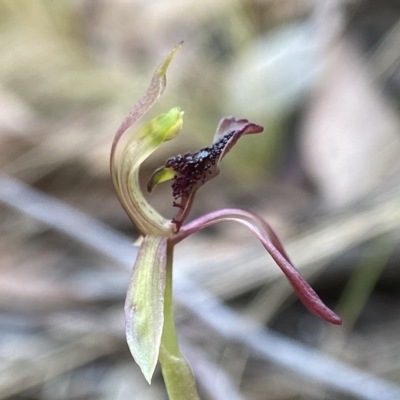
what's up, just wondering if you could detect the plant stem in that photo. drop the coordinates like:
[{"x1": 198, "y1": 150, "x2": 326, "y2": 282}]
[{"x1": 159, "y1": 242, "x2": 200, "y2": 400}]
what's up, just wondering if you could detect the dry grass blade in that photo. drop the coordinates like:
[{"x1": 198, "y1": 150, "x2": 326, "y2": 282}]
[{"x1": 0, "y1": 333, "x2": 120, "y2": 399}]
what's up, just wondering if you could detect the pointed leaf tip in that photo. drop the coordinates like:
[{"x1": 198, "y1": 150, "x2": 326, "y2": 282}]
[{"x1": 157, "y1": 42, "x2": 183, "y2": 77}]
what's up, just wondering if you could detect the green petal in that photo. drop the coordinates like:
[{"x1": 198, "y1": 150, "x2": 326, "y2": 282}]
[
  {"x1": 124, "y1": 236, "x2": 168, "y2": 383},
  {"x1": 147, "y1": 166, "x2": 175, "y2": 193},
  {"x1": 117, "y1": 108, "x2": 184, "y2": 236},
  {"x1": 110, "y1": 42, "x2": 183, "y2": 236}
]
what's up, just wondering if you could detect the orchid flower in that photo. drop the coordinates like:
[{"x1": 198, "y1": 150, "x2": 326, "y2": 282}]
[{"x1": 110, "y1": 43, "x2": 342, "y2": 400}]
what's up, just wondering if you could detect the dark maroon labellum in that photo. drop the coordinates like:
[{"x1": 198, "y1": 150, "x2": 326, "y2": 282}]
[{"x1": 166, "y1": 131, "x2": 235, "y2": 205}]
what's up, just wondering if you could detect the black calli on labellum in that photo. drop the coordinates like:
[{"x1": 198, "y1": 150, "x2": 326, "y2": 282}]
[{"x1": 148, "y1": 117, "x2": 263, "y2": 230}]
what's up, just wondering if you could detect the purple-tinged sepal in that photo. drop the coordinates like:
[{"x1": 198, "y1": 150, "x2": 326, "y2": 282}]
[
  {"x1": 172, "y1": 208, "x2": 342, "y2": 326},
  {"x1": 110, "y1": 43, "x2": 183, "y2": 236}
]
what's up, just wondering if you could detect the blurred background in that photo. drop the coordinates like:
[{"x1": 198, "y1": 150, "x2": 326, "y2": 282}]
[{"x1": 1, "y1": 0, "x2": 400, "y2": 399}]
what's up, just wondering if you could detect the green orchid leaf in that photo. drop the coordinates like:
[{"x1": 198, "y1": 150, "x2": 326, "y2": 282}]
[
  {"x1": 124, "y1": 235, "x2": 168, "y2": 383},
  {"x1": 110, "y1": 42, "x2": 183, "y2": 236},
  {"x1": 158, "y1": 244, "x2": 200, "y2": 400},
  {"x1": 159, "y1": 345, "x2": 199, "y2": 400}
]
